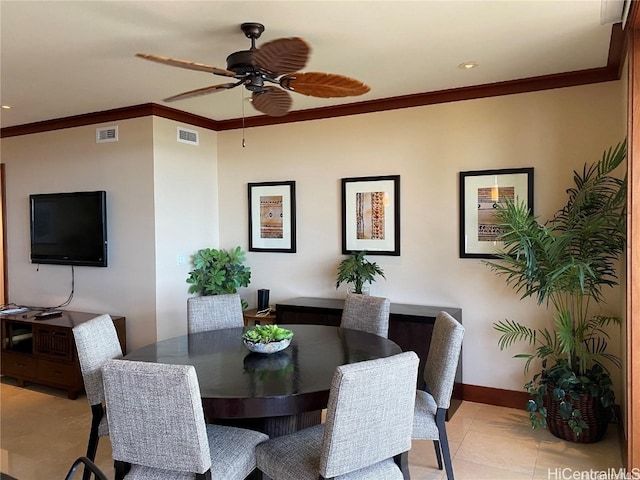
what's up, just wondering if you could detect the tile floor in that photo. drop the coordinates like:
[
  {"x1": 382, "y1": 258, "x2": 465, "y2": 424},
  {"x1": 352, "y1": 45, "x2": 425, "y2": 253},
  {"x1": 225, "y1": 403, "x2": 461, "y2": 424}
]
[{"x1": 0, "y1": 378, "x2": 624, "y2": 480}]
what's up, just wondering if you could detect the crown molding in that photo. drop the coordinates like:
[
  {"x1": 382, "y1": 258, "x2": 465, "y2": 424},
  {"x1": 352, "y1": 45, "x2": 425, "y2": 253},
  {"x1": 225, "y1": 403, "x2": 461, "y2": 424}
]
[
  {"x1": 216, "y1": 65, "x2": 620, "y2": 131},
  {"x1": 0, "y1": 23, "x2": 627, "y2": 138},
  {"x1": 0, "y1": 104, "x2": 221, "y2": 138}
]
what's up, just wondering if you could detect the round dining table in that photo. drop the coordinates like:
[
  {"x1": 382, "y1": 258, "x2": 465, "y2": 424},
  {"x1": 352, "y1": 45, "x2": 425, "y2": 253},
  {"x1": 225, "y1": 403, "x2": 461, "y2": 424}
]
[{"x1": 124, "y1": 324, "x2": 402, "y2": 437}]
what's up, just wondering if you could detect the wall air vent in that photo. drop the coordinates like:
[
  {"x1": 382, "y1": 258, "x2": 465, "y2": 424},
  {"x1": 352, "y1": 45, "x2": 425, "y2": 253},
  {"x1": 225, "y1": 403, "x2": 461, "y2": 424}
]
[
  {"x1": 96, "y1": 126, "x2": 118, "y2": 143},
  {"x1": 177, "y1": 127, "x2": 199, "y2": 146}
]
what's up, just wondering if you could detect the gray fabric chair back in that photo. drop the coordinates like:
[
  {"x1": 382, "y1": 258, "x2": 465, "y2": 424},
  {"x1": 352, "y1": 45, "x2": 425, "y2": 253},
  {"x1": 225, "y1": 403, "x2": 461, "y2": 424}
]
[
  {"x1": 187, "y1": 293, "x2": 244, "y2": 334},
  {"x1": 423, "y1": 311, "x2": 465, "y2": 409},
  {"x1": 340, "y1": 293, "x2": 391, "y2": 337},
  {"x1": 320, "y1": 351, "x2": 419, "y2": 478},
  {"x1": 102, "y1": 359, "x2": 212, "y2": 475},
  {"x1": 72, "y1": 314, "x2": 123, "y2": 406}
]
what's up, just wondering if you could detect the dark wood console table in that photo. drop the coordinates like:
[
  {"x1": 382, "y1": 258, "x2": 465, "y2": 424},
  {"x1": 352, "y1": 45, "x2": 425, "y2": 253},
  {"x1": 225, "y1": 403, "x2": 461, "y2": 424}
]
[
  {"x1": 276, "y1": 297, "x2": 462, "y2": 418},
  {"x1": 1, "y1": 310, "x2": 126, "y2": 399}
]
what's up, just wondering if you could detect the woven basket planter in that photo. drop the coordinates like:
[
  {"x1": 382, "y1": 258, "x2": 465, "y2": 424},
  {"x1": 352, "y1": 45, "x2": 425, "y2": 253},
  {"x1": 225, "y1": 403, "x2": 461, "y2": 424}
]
[{"x1": 544, "y1": 390, "x2": 610, "y2": 443}]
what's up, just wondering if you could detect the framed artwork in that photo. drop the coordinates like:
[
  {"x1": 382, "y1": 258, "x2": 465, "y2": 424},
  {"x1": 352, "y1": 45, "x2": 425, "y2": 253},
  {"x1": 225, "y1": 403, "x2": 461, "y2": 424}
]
[
  {"x1": 248, "y1": 181, "x2": 296, "y2": 253},
  {"x1": 341, "y1": 175, "x2": 400, "y2": 256},
  {"x1": 459, "y1": 167, "x2": 533, "y2": 258}
]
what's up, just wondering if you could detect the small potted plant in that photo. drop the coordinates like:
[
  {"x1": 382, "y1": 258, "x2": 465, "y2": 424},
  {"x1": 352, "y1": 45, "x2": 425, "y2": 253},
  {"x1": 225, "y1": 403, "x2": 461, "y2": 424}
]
[
  {"x1": 186, "y1": 246, "x2": 251, "y2": 309},
  {"x1": 242, "y1": 324, "x2": 294, "y2": 354},
  {"x1": 486, "y1": 140, "x2": 626, "y2": 443},
  {"x1": 335, "y1": 251, "x2": 385, "y2": 295}
]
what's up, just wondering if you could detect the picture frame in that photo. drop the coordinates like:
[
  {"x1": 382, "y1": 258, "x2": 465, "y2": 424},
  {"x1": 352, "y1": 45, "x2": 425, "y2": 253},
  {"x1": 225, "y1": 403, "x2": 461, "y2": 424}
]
[
  {"x1": 341, "y1": 175, "x2": 400, "y2": 256},
  {"x1": 248, "y1": 181, "x2": 296, "y2": 253},
  {"x1": 459, "y1": 167, "x2": 533, "y2": 259}
]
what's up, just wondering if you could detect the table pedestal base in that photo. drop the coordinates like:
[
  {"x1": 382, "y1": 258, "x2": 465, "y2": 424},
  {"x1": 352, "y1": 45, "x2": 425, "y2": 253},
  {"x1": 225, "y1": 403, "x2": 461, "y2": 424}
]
[
  {"x1": 262, "y1": 409, "x2": 323, "y2": 437},
  {"x1": 216, "y1": 409, "x2": 323, "y2": 438}
]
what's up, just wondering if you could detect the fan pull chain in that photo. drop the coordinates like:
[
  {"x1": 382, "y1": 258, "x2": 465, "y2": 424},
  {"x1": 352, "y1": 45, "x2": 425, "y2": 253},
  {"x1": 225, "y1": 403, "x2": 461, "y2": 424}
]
[{"x1": 241, "y1": 89, "x2": 246, "y2": 148}]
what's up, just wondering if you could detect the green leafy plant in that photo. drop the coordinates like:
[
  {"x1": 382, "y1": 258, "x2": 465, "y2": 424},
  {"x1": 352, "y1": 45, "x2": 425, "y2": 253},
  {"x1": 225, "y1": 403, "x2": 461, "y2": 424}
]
[
  {"x1": 486, "y1": 140, "x2": 626, "y2": 437},
  {"x1": 523, "y1": 359, "x2": 616, "y2": 433},
  {"x1": 242, "y1": 324, "x2": 293, "y2": 344},
  {"x1": 335, "y1": 251, "x2": 385, "y2": 294},
  {"x1": 186, "y1": 246, "x2": 251, "y2": 309}
]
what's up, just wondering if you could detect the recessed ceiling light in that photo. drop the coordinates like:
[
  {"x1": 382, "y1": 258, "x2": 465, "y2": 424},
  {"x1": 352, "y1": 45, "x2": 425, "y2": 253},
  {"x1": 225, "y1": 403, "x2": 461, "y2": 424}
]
[
  {"x1": 458, "y1": 62, "x2": 479, "y2": 70},
  {"x1": 1, "y1": 105, "x2": 12, "y2": 109}
]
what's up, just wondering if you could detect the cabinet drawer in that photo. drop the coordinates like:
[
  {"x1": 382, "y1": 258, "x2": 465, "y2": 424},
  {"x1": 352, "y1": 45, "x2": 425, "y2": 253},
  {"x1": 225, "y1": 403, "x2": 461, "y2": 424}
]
[
  {"x1": 34, "y1": 326, "x2": 73, "y2": 361},
  {"x1": 1, "y1": 352, "x2": 37, "y2": 378},
  {"x1": 37, "y1": 359, "x2": 78, "y2": 386}
]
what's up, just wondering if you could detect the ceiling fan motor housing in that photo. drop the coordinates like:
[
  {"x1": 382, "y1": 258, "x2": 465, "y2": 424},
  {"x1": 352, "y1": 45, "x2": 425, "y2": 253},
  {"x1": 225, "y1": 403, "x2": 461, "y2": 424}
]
[
  {"x1": 227, "y1": 22, "x2": 265, "y2": 76},
  {"x1": 227, "y1": 49, "x2": 269, "y2": 92},
  {"x1": 226, "y1": 50, "x2": 256, "y2": 75}
]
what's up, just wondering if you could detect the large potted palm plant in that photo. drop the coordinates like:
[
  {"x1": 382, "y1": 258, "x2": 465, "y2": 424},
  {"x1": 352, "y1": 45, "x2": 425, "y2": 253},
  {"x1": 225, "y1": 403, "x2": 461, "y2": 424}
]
[{"x1": 486, "y1": 140, "x2": 626, "y2": 443}]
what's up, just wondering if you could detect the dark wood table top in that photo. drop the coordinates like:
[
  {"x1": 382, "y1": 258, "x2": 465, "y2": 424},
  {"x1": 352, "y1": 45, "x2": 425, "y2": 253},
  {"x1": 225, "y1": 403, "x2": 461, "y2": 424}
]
[{"x1": 124, "y1": 324, "x2": 401, "y2": 420}]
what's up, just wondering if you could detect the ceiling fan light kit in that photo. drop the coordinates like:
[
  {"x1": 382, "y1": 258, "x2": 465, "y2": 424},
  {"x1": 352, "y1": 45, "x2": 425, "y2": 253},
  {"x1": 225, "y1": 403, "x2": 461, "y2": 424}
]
[{"x1": 136, "y1": 22, "x2": 370, "y2": 117}]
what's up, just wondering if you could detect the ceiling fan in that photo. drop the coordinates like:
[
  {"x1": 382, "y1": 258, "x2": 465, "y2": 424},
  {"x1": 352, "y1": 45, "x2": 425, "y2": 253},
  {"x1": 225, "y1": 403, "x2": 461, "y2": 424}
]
[{"x1": 136, "y1": 22, "x2": 371, "y2": 117}]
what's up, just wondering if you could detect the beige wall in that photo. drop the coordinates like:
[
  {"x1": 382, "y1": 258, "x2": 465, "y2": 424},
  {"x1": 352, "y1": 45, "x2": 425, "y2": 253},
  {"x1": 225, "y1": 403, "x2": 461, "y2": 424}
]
[
  {"x1": 1, "y1": 116, "x2": 219, "y2": 351},
  {"x1": 2, "y1": 117, "x2": 157, "y2": 351},
  {"x1": 0, "y1": 79, "x2": 626, "y2": 393},
  {"x1": 217, "y1": 81, "x2": 626, "y2": 392},
  {"x1": 151, "y1": 117, "x2": 219, "y2": 341}
]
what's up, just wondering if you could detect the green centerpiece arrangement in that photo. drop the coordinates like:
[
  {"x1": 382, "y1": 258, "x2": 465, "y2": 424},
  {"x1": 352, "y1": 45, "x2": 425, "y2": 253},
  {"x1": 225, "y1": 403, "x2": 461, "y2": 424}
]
[{"x1": 242, "y1": 324, "x2": 294, "y2": 354}]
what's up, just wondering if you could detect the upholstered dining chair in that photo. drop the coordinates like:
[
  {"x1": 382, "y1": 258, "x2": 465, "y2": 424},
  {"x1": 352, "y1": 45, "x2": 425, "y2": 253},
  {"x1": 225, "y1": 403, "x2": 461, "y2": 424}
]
[
  {"x1": 412, "y1": 311, "x2": 465, "y2": 480},
  {"x1": 187, "y1": 293, "x2": 244, "y2": 334},
  {"x1": 256, "y1": 351, "x2": 419, "y2": 480},
  {"x1": 340, "y1": 292, "x2": 391, "y2": 337},
  {"x1": 102, "y1": 358, "x2": 269, "y2": 480},
  {"x1": 72, "y1": 314, "x2": 123, "y2": 480}
]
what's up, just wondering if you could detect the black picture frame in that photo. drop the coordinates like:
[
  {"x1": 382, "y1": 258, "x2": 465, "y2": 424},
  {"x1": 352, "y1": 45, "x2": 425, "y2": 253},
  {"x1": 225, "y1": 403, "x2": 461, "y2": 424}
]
[
  {"x1": 248, "y1": 181, "x2": 296, "y2": 253},
  {"x1": 341, "y1": 175, "x2": 400, "y2": 256},
  {"x1": 459, "y1": 167, "x2": 533, "y2": 259}
]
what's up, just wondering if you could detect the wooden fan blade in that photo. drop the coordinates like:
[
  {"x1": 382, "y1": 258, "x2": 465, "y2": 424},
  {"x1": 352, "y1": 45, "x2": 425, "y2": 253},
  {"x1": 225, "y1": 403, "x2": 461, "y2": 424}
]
[
  {"x1": 253, "y1": 37, "x2": 310, "y2": 76},
  {"x1": 280, "y1": 72, "x2": 371, "y2": 98},
  {"x1": 163, "y1": 82, "x2": 239, "y2": 102},
  {"x1": 252, "y1": 87, "x2": 292, "y2": 117},
  {"x1": 136, "y1": 53, "x2": 237, "y2": 77}
]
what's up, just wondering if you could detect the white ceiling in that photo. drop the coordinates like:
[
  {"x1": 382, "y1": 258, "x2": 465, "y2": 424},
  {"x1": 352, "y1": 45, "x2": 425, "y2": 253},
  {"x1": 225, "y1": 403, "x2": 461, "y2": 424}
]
[{"x1": 0, "y1": 0, "x2": 625, "y2": 129}]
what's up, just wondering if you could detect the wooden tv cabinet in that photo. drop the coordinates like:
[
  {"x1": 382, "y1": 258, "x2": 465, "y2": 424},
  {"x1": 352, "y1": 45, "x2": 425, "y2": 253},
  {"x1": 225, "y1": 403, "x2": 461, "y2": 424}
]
[
  {"x1": 1, "y1": 310, "x2": 126, "y2": 399},
  {"x1": 276, "y1": 297, "x2": 462, "y2": 418}
]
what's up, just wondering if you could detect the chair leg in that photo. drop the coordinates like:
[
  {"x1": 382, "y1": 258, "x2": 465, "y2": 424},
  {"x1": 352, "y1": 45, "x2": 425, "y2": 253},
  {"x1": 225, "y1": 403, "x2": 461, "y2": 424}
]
[
  {"x1": 393, "y1": 451, "x2": 411, "y2": 480},
  {"x1": 435, "y1": 408, "x2": 454, "y2": 480},
  {"x1": 83, "y1": 404, "x2": 103, "y2": 480},
  {"x1": 114, "y1": 461, "x2": 130, "y2": 480},
  {"x1": 249, "y1": 470, "x2": 271, "y2": 480},
  {"x1": 65, "y1": 457, "x2": 108, "y2": 480},
  {"x1": 432, "y1": 440, "x2": 443, "y2": 470}
]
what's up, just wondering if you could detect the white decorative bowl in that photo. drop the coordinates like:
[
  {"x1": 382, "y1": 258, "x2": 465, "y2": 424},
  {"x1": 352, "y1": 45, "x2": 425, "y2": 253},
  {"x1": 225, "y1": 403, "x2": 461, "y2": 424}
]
[{"x1": 243, "y1": 338, "x2": 291, "y2": 354}]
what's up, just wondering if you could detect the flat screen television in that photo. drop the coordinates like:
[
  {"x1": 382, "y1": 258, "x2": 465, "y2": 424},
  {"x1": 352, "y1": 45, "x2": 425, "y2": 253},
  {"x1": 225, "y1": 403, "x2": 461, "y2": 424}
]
[{"x1": 30, "y1": 191, "x2": 108, "y2": 267}]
